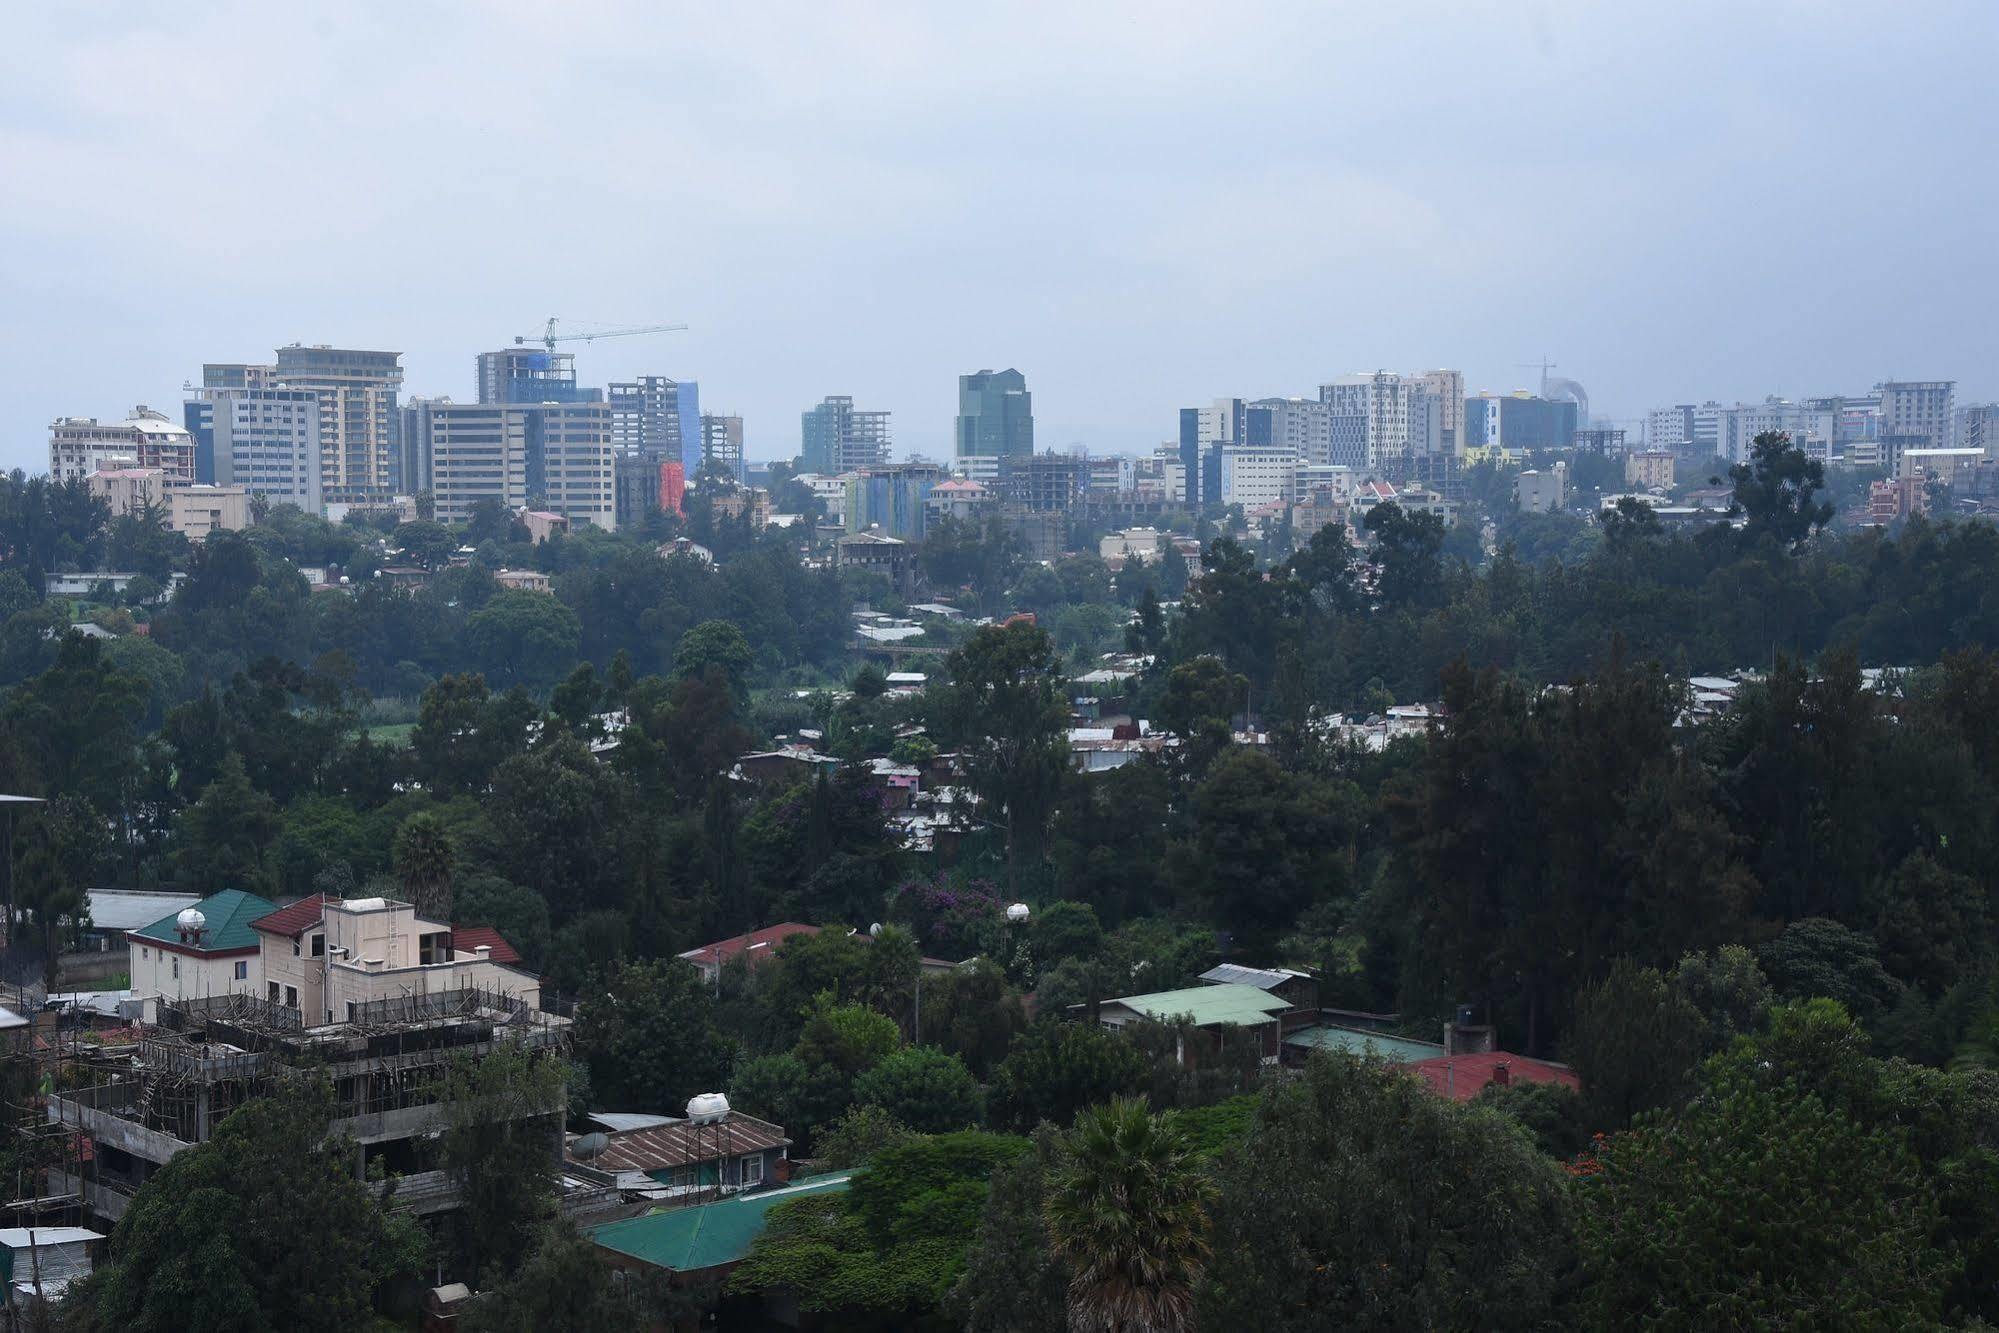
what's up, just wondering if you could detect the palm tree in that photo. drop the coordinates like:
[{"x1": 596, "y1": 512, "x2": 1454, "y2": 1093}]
[
  {"x1": 1046, "y1": 1096, "x2": 1213, "y2": 1333},
  {"x1": 392, "y1": 813, "x2": 455, "y2": 924}
]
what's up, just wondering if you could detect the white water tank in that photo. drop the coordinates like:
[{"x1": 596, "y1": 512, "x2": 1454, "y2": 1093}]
[
  {"x1": 687, "y1": 1092, "x2": 731, "y2": 1125},
  {"x1": 1005, "y1": 903, "x2": 1031, "y2": 923},
  {"x1": 176, "y1": 908, "x2": 206, "y2": 933}
]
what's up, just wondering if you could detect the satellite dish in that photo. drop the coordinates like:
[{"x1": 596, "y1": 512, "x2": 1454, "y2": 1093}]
[
  {"x1": 570, "y1": 1132, "x2": 610, "y2": 1160},
  {"x1": 869, "y1": 922, "x2": 883, "y2": 937}
]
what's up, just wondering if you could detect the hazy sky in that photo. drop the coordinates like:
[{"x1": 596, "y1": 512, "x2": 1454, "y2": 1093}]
[{"x1": 4, "y1": 3, "x2": 1995, "y2": 471}]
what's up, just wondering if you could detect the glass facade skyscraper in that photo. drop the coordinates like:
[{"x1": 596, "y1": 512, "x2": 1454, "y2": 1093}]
[{"x1": 955, "y1": 369, "x2": 1033, "y2": 459}]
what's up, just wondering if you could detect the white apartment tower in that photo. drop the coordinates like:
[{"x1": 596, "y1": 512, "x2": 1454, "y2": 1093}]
[
  {"x1": 200, "y1": 383, "x2": 323, "y2": 512},
  {"x1": 418, "y1": 401, "x2": 616, "y2": 530},
  {"x1": 50, "y1": 408, "x2": 197, "y2": 487},
  {"x1": 272, "y1": 345, "x2": 405, "y2": 507},
  {"x1": 1319, "y1": 372, "x2": 1411, "y2": 474}
]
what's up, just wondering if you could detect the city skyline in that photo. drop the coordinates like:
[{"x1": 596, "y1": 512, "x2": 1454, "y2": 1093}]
[{"x1": 5, "y1": 4, "x2": 1997, "y2": 473}]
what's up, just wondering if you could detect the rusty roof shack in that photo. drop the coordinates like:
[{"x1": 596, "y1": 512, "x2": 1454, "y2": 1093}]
[{"x1": 566, "y1": 1101, "x2": 791, "y2": 1204}]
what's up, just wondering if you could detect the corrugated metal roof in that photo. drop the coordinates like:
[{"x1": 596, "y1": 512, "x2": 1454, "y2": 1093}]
[
  {"x1": 569, "y1": 1113, "x2": 789, "y2": 1173},
  {"x1": 130, "y1": 889, "x2": 277, "y2": 953},
  {"x1": 0, "y1": 1228, "x2": 102, "y2": 1248},
  {"x1": 1199, "y1": 963, "x2": 1310, "y2": 991},
  {"x1": 86, "y1": 889, "x2": 201, "y2": 933},
  {"x1": 1105, "y1": 983, "x2": 1288, "y2": 1027},
  {"x1": 1282, "y1": 1025, "x2": 1446, "y2": 1064},
  {"x1": 588, "y1": 1112, "x2": 679, "y2": 1134},
  {"x1": 589, "y1": 1173, "x2": 853, "y2": 1274}
]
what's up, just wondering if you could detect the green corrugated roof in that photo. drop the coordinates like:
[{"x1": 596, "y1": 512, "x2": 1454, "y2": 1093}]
[
  {"x1": 130, "y1": 889, "x2": 278, "y2": 953},
  {"x1": 1108, "y1": 983, "x2": 1289, "y2": 1027},
  {"x1": 1283, "y1": 1025, "x2": 1446, "y2": 1063},
  {"x1": 589, "y1": 1174, "x2": 854, "y2": 1274}
]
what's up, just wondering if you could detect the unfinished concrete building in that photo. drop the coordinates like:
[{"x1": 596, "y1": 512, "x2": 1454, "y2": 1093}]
[{"x1": 44, "y1": 986, "x2": 568, "y2": 1226}]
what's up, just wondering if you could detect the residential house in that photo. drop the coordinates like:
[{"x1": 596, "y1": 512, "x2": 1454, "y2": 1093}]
[
  {"x1": 522, "y1": 510, "x2": 569, "y2": 544},
  {"x1": 250, "y1": 894, "x2": 539, "y2": 1027},
  {"x1": 678, "y1": 923, "x2": 823, "y2": 984},
  {"x1": 1088, "y1": 983, "x2": 1289, "y2": 1065},
  {"x1": 733, "y1": 748, "x2": 842, "y2": 787},
  {"x1": 493, "y1": 568, "x2": 553, "y2": 593},
  {"x1": 127, "y1": 890, "x2": 276, "y2": 1006},
  {"x1": 1197, "y1": 964, "x2": 1320, "y2": 1027}
]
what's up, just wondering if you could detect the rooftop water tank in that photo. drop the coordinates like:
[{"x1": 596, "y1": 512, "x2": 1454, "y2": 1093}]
[
  {"x1": 175, "y1": 908, "x2": 206, "y2": 932},
  {"x1": 1005, "y1": 903, "x2": 1031, "y2": 923},
  {"x1": 687, "y1": 1092, "x2": 731, "y2": 1125}
]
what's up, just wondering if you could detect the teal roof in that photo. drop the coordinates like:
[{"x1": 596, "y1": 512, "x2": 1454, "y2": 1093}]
[
  {"x1": 1283, "y1": 1025, "x2": 1446, "y2": 1064},
  {"x1": 589, "y1": 1174, "x2": 854, "y2": 1274},
  {"x1": 130, "y1": 889, "x2": 278, "y2": 953},
  {"x1": 1107, "y1": 983, "x2": 1289, "y2": 1027}
]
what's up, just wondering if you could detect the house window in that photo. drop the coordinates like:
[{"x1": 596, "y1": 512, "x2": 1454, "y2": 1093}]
[
  {"x1": 285, "y1": 986, "x2": 298, "y2": 1008},
  {"x1": 171, "y1": 958, "x2": 179, "y2": 980},
  {"x1": 293, "y1": 938, "x2": 301, "y2": 957},
  {"x1": 268, "y1": 981, "x2": 280, "y2": 1003},
  {"x1": 310, "y1": 935, "x2": 324, "y2": 958},
  {"x1": 346, "y1": 1002, "x2": 356, "y2": 1023},
  {"x1": 740, "y1": 1154, "x2": 765, "y2": 1188},
  {"x1": 234, "y1": 961, "x2": 248, "y2": 981}
]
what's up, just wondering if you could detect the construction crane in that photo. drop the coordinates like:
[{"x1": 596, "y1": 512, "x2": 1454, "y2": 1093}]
[
  {"x1": 1517, "y1": 358, "x2": 1557, "y2": 398},
  {"x1": 515, "y1": 317, "x2": 687, "y2": 354}
]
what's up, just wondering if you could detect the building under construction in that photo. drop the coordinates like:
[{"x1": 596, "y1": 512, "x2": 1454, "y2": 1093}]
[{"x1": 34, "y1": 985, "x2": 569, "y2": 1227}]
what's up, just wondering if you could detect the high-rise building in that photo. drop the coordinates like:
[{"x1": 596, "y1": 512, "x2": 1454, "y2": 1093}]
[
  {"x1": 609, "y1": 377, "x2": 700, "y2": 471},
  {"x1": 701, "y1": 413, "x2": 745, "y2": 481},
  {"x1": 273, "y1": 345, "x2": 405, "y2": 506},
  {"x1": 398, "y1": 396, "x2": 449, "y2": 495},
  {"x1": 477, "y1": 348, "x2": 599, "y2": 406},
  {"x1": 956, "y1": 369, "x2": 1034, "y2": 460},
  {"x1": 1247, "y1": 398, "x2": 1331, "y2": 466},
  {"x1": 614, "y1": 454, "x2": 663, "y2": 529},
  {"x1": 1319, "y1": 373, "x2": 1411, "y2": 475},
  {"x1": 1876, "y1": 381, "x2": 1955, "y2": 473},
  {"x1": 419, "y1": 401, "x2": 615, "y2": 531},
  {"x1": 999, "y1": 452, "x2": 1091, "y2": 513},
  {"x1": 801, "y1": 396, "x2": 890, "y2": 474},
  {"x1": 50, "y1": 407, "x2": 197, "y2": 487},
  {"x1": 1217, "y1": 445, "x2": 1296, "y2": 509},
  {"x1": 1954, "y1": 403, "x2": 1999, "y2": 459},
  {"x1": 1408, "y1": 370, "x2": 1466, "y2": 457},
  {"x1": 844, "y1": 462, "x2": 946, "y2": 539},
  {"x1": 1464, "y1": 392, "x2": 1577, "y2": 457},
  {"x1": 1178, "y1": 398, "x2": 1246, "y2": 506},
  {"x1": 197, "y1": 383, "x2": 323, "y2": 512}
]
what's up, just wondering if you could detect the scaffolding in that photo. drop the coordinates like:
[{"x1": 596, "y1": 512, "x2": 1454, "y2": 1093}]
[{"x1": 15, "y1": 976, "x2": 571, "y2": 1228}]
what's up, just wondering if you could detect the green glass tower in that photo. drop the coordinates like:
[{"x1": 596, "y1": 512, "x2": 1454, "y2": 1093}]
[{"x1": 955, "y1": 368, "x2": 1033, "y2": 459}]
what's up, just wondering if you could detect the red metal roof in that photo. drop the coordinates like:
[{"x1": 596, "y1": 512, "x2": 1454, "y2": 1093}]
[
  {"x1": 1404, "y1": 1052, "x2": 1579, "y2": 1102},
  {"x1": 451, "y1": 925, "x2": 523, "y2": 966},
  {"x1": 249, "y1": 893, "x2": 332, "y2": 938},
  {"x1": 677, "y1": 923, "x2": 820, "y2": 970}
]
